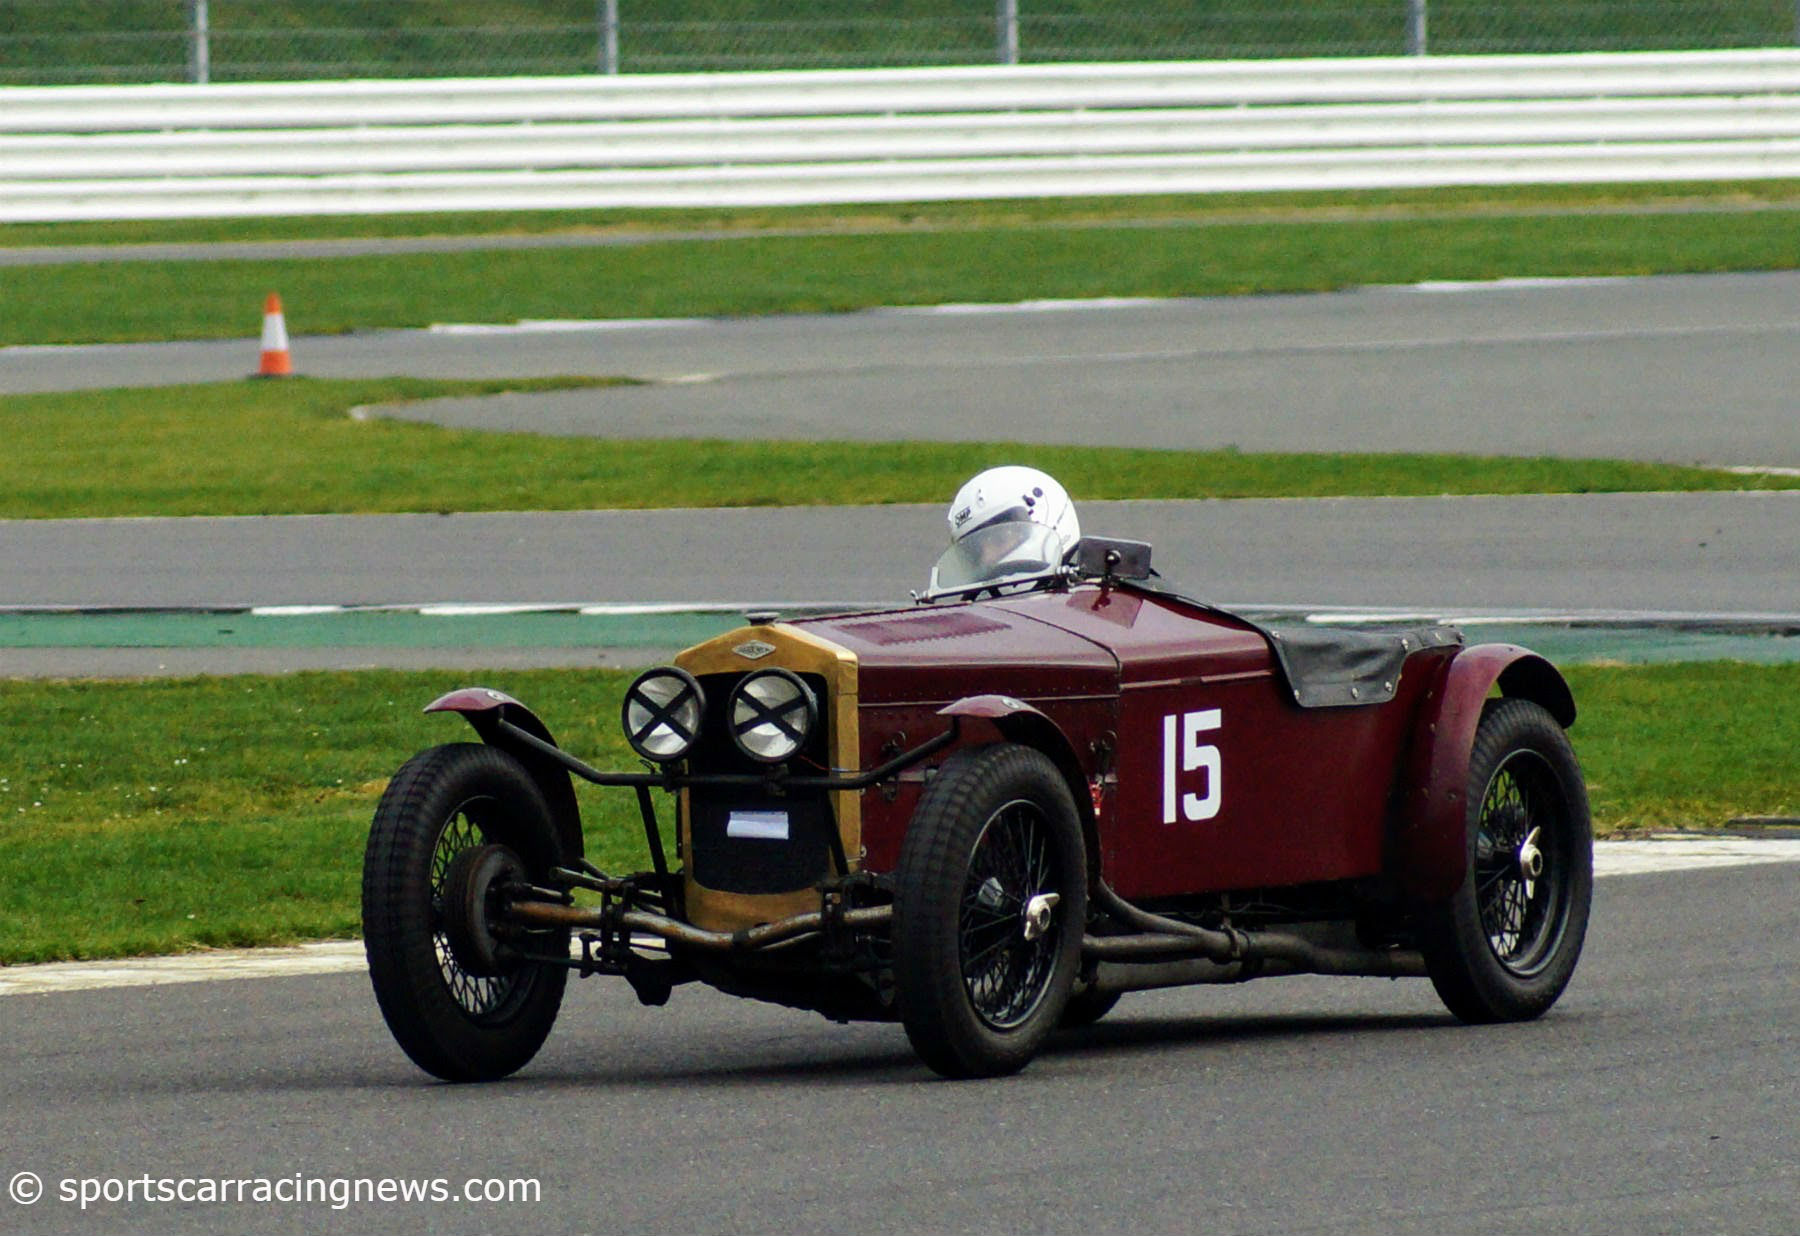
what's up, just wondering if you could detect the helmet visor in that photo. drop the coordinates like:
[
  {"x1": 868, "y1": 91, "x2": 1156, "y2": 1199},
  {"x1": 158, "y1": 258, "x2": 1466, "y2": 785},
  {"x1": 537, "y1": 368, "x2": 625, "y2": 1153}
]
[{"x1": 926, "y1": 521, "x2": 1068, "y2": 596}]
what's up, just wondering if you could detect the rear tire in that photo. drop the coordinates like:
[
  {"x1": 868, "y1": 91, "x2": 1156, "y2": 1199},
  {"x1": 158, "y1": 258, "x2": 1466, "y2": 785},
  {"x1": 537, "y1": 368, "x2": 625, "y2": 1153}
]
[
  {"x1": 1419, "y1": 699, "x2": 1592, "y2": 1024},
  {"x1": 893, "y1": 744, "x2": 1087, "y2": 1078},
  {"x1": 363, "y1": 743, "x2": 569, "y2": 1081}
]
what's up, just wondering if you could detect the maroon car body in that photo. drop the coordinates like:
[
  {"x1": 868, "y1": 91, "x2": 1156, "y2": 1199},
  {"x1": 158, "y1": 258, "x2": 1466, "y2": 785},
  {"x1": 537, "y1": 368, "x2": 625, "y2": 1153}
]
[
  {"x1": 804, "y1": 589, "x2": 1516, "y2": 900},
  {"x1": 363, "y1": 540, "x2": 1593, "y2": 1081}
]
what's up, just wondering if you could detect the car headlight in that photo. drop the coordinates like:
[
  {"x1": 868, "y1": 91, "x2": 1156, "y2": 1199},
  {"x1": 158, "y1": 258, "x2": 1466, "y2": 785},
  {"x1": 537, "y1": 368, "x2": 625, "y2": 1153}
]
[
  {"x1": 621, "y1": 667, "x2": 706, "y2": 763},
  {"x1": 727, "y1": 669, "x2": 818, "y2": 764}
]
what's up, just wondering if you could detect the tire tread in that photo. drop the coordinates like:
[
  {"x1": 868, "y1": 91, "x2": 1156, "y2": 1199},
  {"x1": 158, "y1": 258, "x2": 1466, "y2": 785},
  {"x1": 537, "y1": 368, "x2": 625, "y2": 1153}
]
[
  {"x1": 362, "y1": 743, "x2": 568, "y2": 1082},
  {"x1": 1419, "y1": 699, "x2": 1592, "y2": 1025},
  {"x1": 893, "y1": 743, "x2": 1087, "y2": 1078}
]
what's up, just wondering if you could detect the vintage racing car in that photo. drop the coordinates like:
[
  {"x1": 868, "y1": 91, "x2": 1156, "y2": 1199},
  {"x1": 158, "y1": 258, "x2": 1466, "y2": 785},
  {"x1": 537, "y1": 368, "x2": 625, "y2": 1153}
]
[{"x1": 363, "y1": 469, "x2": 1592, "y2": 1080}]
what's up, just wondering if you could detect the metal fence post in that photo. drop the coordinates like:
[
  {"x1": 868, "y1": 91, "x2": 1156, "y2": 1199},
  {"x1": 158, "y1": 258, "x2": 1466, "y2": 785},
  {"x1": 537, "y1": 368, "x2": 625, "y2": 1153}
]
[
  {"x1": 600, "y1": 0, "x2": 619, "y2": 74},
  {"x1": 1407, "y1": 0, "x2": 1428, "y2": 55},
  {"x1": 187, "y1": 0, "x2": 210, "y2": 83},
  {"x1": 997, "y1": 0, "x2": 1019, "y2": 65}
]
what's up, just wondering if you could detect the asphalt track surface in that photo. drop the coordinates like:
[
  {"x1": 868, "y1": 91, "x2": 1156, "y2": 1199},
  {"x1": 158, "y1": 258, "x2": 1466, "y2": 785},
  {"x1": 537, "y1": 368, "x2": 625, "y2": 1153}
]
[
  {"x1": 7, "y1": 271, "x2": 1800, "y2": 467},
  {"x1": 4, "y1": 860, "x2": 1797, "y2": 1236},
  {"x1": 7, "y1": 494, "x2": 1799, "y2": 613}
]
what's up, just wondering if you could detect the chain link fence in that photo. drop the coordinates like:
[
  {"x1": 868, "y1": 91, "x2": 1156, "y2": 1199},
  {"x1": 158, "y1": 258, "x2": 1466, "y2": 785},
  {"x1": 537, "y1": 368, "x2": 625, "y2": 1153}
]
[{"x1": 4, "y1": 1, "x2": 1798, "y2": 86}]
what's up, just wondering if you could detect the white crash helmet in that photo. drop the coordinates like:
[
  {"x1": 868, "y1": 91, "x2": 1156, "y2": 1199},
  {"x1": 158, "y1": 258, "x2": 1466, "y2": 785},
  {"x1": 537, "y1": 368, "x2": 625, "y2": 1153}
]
[
  {"x1": 946, "y1": 465, "x2": 1081, "y2": 549},
  {"x1": 925, "y1": 466, "x2": 1083, "y2": 597}
]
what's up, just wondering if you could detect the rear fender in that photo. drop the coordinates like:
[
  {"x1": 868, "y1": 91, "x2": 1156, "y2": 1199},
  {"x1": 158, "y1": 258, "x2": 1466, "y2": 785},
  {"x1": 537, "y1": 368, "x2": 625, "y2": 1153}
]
[
  {"x1": 1394, "y1": 646, "x2": 1575, "y2": 901},
  {"x1": 938, "y1": 694, "x2": 1100, "y2": 879},
  {"x1": 424, "y1": 687, "x2": 584, "y2": 859}
]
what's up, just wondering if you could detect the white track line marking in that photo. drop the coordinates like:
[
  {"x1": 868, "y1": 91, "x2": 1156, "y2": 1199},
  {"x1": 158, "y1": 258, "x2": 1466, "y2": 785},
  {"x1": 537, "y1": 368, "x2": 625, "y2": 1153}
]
[
  {"x1": 427, "y1": 317, "x2": 709, "y2": 335},
  {"x1": 1722, "y1": 465, "x2": 1800, "y2": 478},
  {"x1": 1592, "y1": 835, "x2": 1800, "y2": 877},
  {"x1": 1405, "y1": 276, "x2": 1634, "y2": 293},
  {"x1": 0, "y1": 941, "x2": 364, "y2": 997},
  {"x1": 18, "y1": 602, "x2": 1799, "y2": 626},
  {"x1": 4, "y1": 839, "x2": 1797, "y2": 997},
  {"x1": 874, "y1": 296, "x2": 1168, "y2": 315},
  {"x1": 414, "y1": 602, "x2": 572, "y2": 616}
]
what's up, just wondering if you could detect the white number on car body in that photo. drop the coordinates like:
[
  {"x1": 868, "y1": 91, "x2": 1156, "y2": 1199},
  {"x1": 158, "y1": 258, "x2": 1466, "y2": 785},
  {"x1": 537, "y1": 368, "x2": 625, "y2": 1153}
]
[{"x1": 1162, "y1": 709, "x2": 1222, "y2": 824}]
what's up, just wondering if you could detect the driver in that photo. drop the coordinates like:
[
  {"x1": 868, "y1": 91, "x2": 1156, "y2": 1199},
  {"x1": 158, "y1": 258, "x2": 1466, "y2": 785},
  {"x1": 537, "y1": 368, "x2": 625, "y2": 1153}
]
[{"x1": 928, "y1": 466, "x2": 1081, "y2": 593}]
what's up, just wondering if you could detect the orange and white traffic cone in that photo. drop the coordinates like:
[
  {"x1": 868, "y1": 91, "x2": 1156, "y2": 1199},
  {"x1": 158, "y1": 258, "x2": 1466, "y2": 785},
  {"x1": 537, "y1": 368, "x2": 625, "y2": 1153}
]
[{"x1": 255, "y1": 292, "x2": 293, "y2": 378}]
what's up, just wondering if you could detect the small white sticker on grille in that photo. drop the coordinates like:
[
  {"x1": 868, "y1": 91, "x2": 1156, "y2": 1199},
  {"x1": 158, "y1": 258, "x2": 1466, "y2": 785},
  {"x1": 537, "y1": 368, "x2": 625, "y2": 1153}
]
[{"x1": 726, "y1": 810, "x2": 791, "y2": 841}]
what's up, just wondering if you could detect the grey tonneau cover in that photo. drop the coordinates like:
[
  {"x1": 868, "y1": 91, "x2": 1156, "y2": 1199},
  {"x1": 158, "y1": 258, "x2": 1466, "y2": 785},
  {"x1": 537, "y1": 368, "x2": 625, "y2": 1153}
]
[
  {"x1": 1260, "y1": 622, "x2": 1462, "y2": 708},
  {"x1": 1132, "y1": 578, "x2": 1462, "y2": 709}
]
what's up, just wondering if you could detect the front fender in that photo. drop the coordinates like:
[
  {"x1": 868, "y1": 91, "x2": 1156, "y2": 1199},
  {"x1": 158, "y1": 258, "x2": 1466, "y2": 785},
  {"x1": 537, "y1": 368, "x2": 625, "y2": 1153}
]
[
  {"x1": 937, "y1": 696, "x2": 1087, "y2": 793},
  {"x1": 424, "y1": 687, "x2": 584, "y2": 859},
  {"x1": 1393, "y1": 646, "x2": 1574, "y2": 901},
  {"x1": 938, "y1": 694, "x2": 1100, "y2": 875}
]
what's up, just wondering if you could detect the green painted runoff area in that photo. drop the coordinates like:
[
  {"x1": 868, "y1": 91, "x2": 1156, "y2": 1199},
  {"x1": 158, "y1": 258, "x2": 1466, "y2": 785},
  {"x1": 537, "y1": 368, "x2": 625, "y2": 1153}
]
[
  {"x1": 1422, "y1": 623, "x2": 1800, "y2": 666},
  {"x1": 0, "y1": 609, "x2": 741, "y2": 651},
  {"x1": 0, "y1": 610, "x2": 1796, "y2": 664}
]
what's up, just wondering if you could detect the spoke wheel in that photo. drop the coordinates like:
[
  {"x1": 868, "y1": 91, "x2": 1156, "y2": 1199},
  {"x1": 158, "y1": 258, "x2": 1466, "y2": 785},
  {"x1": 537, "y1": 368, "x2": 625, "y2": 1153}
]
[
  {"x1": 363, "y1": 743, "x2": 569, "y2": 1081},
  {"x1": 894, "y1": 744, "x2": 1086, "y2": 1079},
  {"x1": 960, "y1": 801, "x2": 1061, "y2": 1030},
  {"x1": 1472, "y1": 755, "x2": 1565, "y2": 977},
  {"x1": 1420, "y1": 699, "x2": 1592, "y2": 1024}
]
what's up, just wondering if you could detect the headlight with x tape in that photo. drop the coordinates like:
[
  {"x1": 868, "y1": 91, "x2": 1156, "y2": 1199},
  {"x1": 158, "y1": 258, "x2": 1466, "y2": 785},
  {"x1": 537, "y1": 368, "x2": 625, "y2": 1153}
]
[
  {"x1": 727, "y1": 668, "x2": 819, "y2": 764},
  {"x1": 621, "y1": 667, "x2": 706, "y2": 763}
]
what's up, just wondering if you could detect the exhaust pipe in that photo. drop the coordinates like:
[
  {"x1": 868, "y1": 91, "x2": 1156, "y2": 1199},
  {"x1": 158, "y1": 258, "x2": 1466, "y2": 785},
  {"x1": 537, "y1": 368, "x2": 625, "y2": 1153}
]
[
  {"x1": 1082, "y1": 881, "x2": 1424, "y2": 989},
  {"x1": 507, "y1": 898, "x2": 893, "y2": 952}
]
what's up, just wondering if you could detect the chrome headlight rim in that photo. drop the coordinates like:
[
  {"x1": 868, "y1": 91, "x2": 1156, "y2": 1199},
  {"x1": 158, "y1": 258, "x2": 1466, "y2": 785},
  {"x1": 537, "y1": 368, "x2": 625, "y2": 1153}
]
[
  {"x1": 620, "y1": 666, "x2": 707, "y2": 764},
  {"x1": 727, "y1": 668, "x2": 818, "y2": 765}
]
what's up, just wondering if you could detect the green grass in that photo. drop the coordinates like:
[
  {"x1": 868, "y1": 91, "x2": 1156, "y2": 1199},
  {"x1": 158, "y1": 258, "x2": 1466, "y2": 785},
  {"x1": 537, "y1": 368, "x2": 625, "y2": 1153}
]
[
  {"x1": 4, "y1": 378, "x2": 1797, "y2": 520},
  {"x1": 1, "y1": 661, "x2": 1792, "y2": 964},
  {"x1": 1564, "y1": 663, "x2": 1800, "y2": 831},
  {"x1": 8, "y1": 200, "x2": 1800, "y2": 346},
  {"x1": 8, "y1": 183, "x2": 1800, "y2": 251},
  {"x1": 0, "y1": 668, "x2": 642, "y2": 964}
]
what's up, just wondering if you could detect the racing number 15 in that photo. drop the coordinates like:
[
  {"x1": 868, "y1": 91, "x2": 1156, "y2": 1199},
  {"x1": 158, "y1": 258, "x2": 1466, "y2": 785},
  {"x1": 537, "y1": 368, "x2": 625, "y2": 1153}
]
[{"x1": 1162, "y1": 709, "x2": 1222, "y2": 824}]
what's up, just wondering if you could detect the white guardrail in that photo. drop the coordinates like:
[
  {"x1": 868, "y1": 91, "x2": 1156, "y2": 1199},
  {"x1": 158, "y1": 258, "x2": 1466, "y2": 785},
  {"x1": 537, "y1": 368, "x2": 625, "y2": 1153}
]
[{"x1": 4, "y1": 49, "x2": 1800, "y2": 221}]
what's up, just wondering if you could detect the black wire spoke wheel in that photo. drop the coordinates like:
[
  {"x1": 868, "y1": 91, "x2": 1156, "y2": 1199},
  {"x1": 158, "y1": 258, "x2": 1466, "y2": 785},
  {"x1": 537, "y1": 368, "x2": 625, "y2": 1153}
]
[
  {"x1": 363, "y1": 743, "x2": 571, "y2": 1082},
  {"x1": 959, "y1": 800, "x2": 1059, "y2": 1029},
  {"x1": 1472, "y1": 751, "x2": 1566, "y2": 974},
  {"x1": 429, "y1": 810, "x2": 523, "y2": 1017},
  {"x1": 1420, "y1": 699, "x2": 1593, "y2": 1025},
  {"x1": 894, "y1": 744, "x2": 1087, "y2": 1079}
]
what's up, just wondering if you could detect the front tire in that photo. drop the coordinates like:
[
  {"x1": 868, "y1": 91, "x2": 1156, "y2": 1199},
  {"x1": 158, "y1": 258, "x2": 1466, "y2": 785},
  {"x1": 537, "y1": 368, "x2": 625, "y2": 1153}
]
[
  {"x1": 1419, "y1": 699, "x2": 1592, "y2": 1024},
  {"x1": 893, "y1": 744, "x2": 1088, "y2": 1078},
  {"x1": 363, "y1": 743, "x2": 570, "y2": 1081}
]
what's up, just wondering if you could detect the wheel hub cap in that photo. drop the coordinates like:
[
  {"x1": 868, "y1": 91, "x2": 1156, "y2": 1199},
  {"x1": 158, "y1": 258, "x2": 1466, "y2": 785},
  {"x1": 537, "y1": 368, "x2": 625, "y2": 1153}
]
[
  {"x1": 1516, "y1": 826, "x2": 1544, "y2": 901},
  {"x1": 1021, "y1": 892, "x2": 1060, "y2": 942}
]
